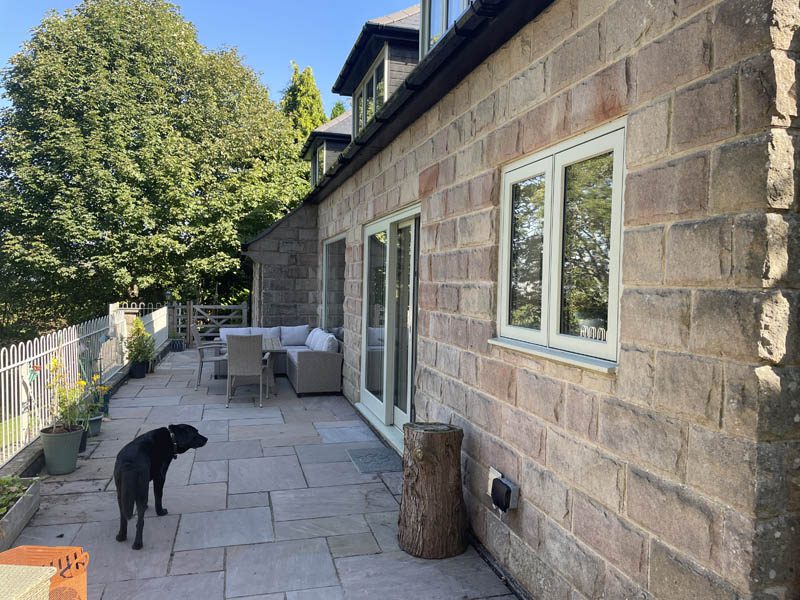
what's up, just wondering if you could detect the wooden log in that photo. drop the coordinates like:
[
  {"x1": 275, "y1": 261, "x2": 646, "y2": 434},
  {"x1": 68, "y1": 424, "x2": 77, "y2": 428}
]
[{"x1": 398, "y1": 422, "x2": 468, "y2": 559}]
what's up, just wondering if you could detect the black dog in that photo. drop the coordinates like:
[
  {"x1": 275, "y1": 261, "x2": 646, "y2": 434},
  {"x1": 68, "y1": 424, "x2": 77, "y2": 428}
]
[{"x1": 113, "y1": 424, "x2": 208, "y2": 549}]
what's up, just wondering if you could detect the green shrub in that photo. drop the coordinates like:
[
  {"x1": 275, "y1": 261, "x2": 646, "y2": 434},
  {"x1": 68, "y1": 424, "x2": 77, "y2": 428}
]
[{"x1": 126, "y1": 318, "x2": 155, "y2": 364}]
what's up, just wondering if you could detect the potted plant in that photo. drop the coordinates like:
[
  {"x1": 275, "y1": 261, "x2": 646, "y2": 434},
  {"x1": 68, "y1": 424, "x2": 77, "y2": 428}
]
[
  {"x1": 83, "y1": 373, "x2": 107, "y2": 436},
  {"x1": 170, "y1": 334, "x2": 186, "y2": 352},
  {"x1": 0, "y1": 476, "x2": 40, "y2": 551},
  {"x1": 40, "y1": 357, "x2": 85, "y2": 475},
  {"x1": 126, "y1": 318, "x2": 155, "y2": 379}
]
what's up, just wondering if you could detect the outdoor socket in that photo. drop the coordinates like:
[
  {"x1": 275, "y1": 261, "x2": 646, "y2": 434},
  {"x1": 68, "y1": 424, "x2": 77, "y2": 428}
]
[{"x1": 487, "y1": 466, "x2": 519, "y2": 513}]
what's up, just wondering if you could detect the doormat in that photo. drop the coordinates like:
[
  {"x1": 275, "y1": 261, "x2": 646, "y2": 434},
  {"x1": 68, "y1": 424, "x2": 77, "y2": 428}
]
[{"x1": 347, "y1": 447, "x2": 402, "y2": 473}]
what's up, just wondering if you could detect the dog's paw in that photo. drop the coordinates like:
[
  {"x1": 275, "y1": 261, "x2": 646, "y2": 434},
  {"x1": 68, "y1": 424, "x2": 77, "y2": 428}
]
[
  {"x1": 115, "y1": 533, "x2": 126, "y2": 542},
  {"x1": 156, "y1": 508, "x2": 168, "y2": 516},
  {"x1": 132, "y1": 541, "x2": 143, "y2": 550}
]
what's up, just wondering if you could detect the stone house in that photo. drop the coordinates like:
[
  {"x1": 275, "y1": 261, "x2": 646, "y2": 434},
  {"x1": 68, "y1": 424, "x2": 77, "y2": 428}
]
[{"x1": 243, "y1": 1, "x2": 800, "y2": 598}]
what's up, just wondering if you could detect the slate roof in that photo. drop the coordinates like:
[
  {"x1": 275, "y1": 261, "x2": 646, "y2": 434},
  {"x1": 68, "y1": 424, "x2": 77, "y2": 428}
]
[{"x1": 300, "y1": 110, "x2": 352, "y2": 159}]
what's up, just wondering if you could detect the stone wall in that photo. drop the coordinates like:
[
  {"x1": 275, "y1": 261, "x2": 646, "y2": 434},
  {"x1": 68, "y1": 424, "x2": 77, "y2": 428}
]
[
  {"x1": 310, "y1": 0, "x2": 800, "y2": 597},
  {"x1": 246, "y1": 204, "x2": 319, "y2": 328}
]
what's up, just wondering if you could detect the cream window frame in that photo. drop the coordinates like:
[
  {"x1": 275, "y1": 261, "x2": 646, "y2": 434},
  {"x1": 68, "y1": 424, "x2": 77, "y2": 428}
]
[
  {"x1": 497, "y1": 120, "x2": 626, "y2": 363},
  {"x1": 352, "y1": 45, "x2": 388, "y2": 136}
]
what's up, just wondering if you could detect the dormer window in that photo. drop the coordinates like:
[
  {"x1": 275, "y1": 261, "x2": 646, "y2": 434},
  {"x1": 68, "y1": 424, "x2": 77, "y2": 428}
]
[
  {"x1": 421, "y1": 0, "x2": 472, "y2": 56},
  {"x1": 353, "y1": 46, "x2": 387, "y2": 137}
]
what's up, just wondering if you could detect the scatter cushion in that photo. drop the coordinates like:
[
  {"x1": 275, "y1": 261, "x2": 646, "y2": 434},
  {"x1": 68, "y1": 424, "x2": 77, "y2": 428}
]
[
  {"x1": 319, "y1": 333, "x2": 339, "y2": 353},
  {"x1": 280, "y1": 325, "x2": 310, "y2": 346},
  {"x1": 251, "y1": 327, "x2": 281, "y2": 341},
  {"x1": 219, "y1": 327, "x2": 251, "y2": 341},
  {"x1": 306, "y1": 328, "x2": 324, "y2": 350}
]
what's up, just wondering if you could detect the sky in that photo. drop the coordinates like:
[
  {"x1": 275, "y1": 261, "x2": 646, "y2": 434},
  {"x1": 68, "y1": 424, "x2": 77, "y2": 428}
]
[{"x1": 0, "y1": 0, "x2": 415, "y2": 112}]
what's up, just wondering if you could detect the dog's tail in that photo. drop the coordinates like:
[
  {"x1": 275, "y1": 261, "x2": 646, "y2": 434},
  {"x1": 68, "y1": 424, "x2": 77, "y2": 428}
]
[{"x1": 118, "y1": 470, "x2": 141, "y2": 520}]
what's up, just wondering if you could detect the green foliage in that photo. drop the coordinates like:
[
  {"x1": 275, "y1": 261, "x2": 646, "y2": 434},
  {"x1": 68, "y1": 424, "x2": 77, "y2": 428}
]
[
  {"x1": 280, "y1": 61, "x2": 327, "y2": 144},
  {"x1": 126, "y1": 317, "x2": 155, "y2": 364},
  {"x1": 0, "y1": 476, "x2": 31, "y2": 517},
  {"x1": 330, "y1": 101, "x2": 347, "y2": 119},
  {"x1": 47, "y1": 356, "x2": 84, "y2": 430},
  {"x1": 0, "y1": 0, "x2": 309, "y2": 341}
]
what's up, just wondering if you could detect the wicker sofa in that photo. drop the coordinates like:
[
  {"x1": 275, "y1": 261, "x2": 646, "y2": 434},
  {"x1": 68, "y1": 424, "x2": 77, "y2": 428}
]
[{"x1": 213, "y1": 325, "x2": 343, "y2": 394}]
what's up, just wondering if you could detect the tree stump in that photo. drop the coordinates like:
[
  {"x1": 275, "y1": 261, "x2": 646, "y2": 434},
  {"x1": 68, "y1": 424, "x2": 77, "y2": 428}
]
[{"x1": 398, "y1": 422, "x2": 468, "y2": 559}]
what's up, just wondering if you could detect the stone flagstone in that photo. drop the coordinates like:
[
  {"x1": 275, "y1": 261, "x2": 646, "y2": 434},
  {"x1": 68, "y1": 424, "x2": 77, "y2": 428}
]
[
  {"x1": 103, "y1": 571, "x2": 224, "y2": 600},
  {"x1": 271, "y1": 483, "x2": 397, "y2": 521},
  {"x1": 174, "y1": 506, "x2": 274, "y2": 551},
  {"x1": 228, "y1": 455, "x2": 307, "y2": 493}
]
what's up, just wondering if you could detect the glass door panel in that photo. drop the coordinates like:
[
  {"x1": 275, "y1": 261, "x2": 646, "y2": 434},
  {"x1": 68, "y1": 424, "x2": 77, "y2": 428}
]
[
  {"x1": 392, "y1": 219, "x2": 417, "y2": 426},
  {"x1": 365, "y1": 232, "x2": 387, "y2": 406}
]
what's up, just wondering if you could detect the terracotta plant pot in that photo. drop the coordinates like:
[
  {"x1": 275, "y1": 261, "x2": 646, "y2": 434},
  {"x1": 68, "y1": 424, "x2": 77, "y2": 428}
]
[{"x1": 40, "y1": 426, "x2": 83, "y2": 475}]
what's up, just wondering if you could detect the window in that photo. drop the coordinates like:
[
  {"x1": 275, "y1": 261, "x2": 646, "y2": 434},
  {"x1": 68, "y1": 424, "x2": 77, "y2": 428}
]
[
  {"x1": 497, "y1": 121, "x2": 625, "y2": 363},
  {"x1": 421, "y1": 0, "x2": 472, "y2": 56},
  {"x1": 323, "y1": 236, "x2": 346, "y2": 340},
  {"x1": 313, "y1": 142, "x2": 326, "y2": 186},
  {"x1": 353, "y1": 47, "x2": 387, "y2": 136}
]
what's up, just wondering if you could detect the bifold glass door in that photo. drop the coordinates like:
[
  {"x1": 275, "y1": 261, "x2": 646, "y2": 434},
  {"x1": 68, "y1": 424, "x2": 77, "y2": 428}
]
[{"x1": 361, "y1": 208, "x2": 420, "y2": 430}]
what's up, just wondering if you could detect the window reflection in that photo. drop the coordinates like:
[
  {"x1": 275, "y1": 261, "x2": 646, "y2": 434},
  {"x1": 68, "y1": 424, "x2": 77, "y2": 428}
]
[
  {"x1": 509, "y1": 174, "x2": 545, "y2": 330},
  {"x1": 365, "y1": 232, "x2": 387, "y2": 399}
]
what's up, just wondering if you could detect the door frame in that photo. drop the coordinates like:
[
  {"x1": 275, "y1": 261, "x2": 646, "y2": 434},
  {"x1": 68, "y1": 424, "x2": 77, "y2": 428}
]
[{"x1": 359, "y1": 204, "x2": 420, "y2": 430}]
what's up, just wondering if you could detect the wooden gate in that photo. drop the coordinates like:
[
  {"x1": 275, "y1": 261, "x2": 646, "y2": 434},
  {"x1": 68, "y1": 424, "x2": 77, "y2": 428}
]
[{"x1": 172, "y1": 302, "x2": 249, "y2": 346}]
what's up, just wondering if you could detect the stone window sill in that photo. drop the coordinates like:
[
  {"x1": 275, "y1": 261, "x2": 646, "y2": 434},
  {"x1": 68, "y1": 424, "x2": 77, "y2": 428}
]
[{"x1": 488, "y1": 337, "x2": 617, "y2": 374}]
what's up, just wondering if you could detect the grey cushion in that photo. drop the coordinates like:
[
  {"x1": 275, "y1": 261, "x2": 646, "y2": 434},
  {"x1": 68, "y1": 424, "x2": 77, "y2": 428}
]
[
  {"x1": 282, "y1": 345, "x2": 310, "y2": 352},
  {"x1": 318, "y1": 333, "x2": 338, "y2": 353},
  {"x1": 251, "y1": 326, "x2": 281, "y2": 340},
  {"x1": 307, "y1": 328, "x2": 324, "y2": 350},
  {"x1": 281, "y1": 325, "x2": 310, "y2": 346},
  {"x1": 220, "y1": 327, "x2": 251, "y2": 341}
]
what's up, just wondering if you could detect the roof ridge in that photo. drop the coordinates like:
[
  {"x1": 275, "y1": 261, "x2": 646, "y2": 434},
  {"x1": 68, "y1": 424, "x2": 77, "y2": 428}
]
[
  {"x1": 314, "y1": 109, "x2": 352, "y2": 133},
  {"x1": 368, "y1": 4, "x2": 420, "y2": 25}
]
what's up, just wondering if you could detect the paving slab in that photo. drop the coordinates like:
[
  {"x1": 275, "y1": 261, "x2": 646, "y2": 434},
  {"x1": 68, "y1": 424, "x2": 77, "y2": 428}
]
[
  {"x1": 261, "y1": 445, "x2": 297, "y2": 457},
  {"x1": 274, "y1": 514, "x2": 371, "y2": 541},
  {"x1": 225, "y1": 538, "x2": 338, "y2": 597},
  {"x1": 31, "y1": 492, "x2": 119, "y2": 525},
  {"x1": 228, "y1": 455, "x2": 307, "y2": 493},
  {"x1": 94, "y1": 419, "x2": 144, "y2": 441},
  {"x1": 348, "y1": 447, "x2": 403, "y2": 473},
  {"x1": 108, "y1": 406, "x2": 151, "y2": 419},
  {"x1": 228, "y1": 416, "x2": 285, "y2": 427},
  {"x1": 280, "y1": 408, "x2": 338, "y2": 423},
  {"x1": 316, "y1": 424, "x2": 379, "y2": 443},
  {"x1": 380, "y1": 472, "x2": 404, "y2": 495},
  {"x1": 111, "y1": 384, "x2": 143, "y2": 398},
  {"x1": 40, "y1": 479, "x2": 109, "y2": 496},
  {"x1": 295, "y1": 442, "x2": 384, "y2": 465},
  {"x1": 190, "y1": 459, "x2": 228, "y2": 484},
  {"x1": 157, "y1": 482, "x2": 227, "y2": 513},
  {"x1": 336, "y1": 548, "x2": 511, "y2": 600},
  {"x1": 111, "y1": 395, "x2": 181, "y2": 407},
  {"x1": 328, "y1": 532, "x2": 381, "y2": 558},
  {"x1": 75, "y1": 516, "x2": 179, "y2": 583},
  {"x1": 103, "y1": 571, "x2": 224, "y2": 599},
  {"x1": 365, "y1": 511, "x2": 401, "y2": 552},
  {"x1": 145, "y1": 404, "x2": 204, "y2": 424},
  {"x1": 229, "y1": 422, "x2": 318, "y2": 443},
  {"x1": 169, "y1": 547, "x2": 225, "y2": 576},
  {"x1": 195, "y1": 440, "x2": 263, "y2": 461},
  {"x1": 286, "y1": 586, "x2": 344, "y2": 600},
  {"x1": 302, "y1": 461, "x2": 381, "y2": 487},
  {"x1": 228, "y1": 492, "x2": 269, "y2": 509},
  {"x1": 175, "y1": 507, "x2": 274, "y2": 551},
  {"x1": 13, "y1": 523, "x2": 81, "y2": 547},
  {"x1": 272, "y1": 483, "x2": 397, "y2": 521},
  {"x1": 45, "y1": 457, "x2": 116, "y2": 482},
  {"x1": 203, "y1": 406, "x2": 282, "y2": 421}
]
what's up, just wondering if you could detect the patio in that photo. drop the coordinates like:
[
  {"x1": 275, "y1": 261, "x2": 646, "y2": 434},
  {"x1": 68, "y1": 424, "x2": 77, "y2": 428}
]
[{"x1": 14, "y1": 351, "x2": 513, "y2": 600}]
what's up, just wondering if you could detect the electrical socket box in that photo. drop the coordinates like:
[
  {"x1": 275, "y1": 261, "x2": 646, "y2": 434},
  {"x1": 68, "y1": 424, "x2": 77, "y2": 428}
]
[{"x1": 486, "y1": 467, "x2": 519, "y2": 512}]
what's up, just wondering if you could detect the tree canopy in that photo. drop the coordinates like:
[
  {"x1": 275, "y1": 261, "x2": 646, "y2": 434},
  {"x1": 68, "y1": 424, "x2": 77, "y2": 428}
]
[
  {"x1": 0, "y1": 0, "x2": 309, "y2": 340},
  {"x1": 330, "y1": 101, "x2": 347, "y2": 119},
  {"x1": 280, "y1": 62, "x2": 327, "y2": 144}
]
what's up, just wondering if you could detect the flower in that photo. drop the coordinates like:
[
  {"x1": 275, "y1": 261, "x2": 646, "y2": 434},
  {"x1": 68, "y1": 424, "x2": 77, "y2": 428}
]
[
  {"x1": 92, "y1": 374, "x2": 100, "y2": 383},
  {"x1": 32, "y1": 365, "x2": 41, "y2": 373},
  {"x1": 77, "y1": 380, "x2": 87, "y2": 387}
]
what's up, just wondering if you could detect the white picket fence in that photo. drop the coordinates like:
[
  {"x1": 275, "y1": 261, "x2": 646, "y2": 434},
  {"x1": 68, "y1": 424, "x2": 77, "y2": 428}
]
[{"x1": 0, "y1": 304, "x2": 168, "y2": 465}]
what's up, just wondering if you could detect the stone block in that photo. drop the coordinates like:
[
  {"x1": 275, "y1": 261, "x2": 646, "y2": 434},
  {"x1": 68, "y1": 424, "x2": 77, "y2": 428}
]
[
  {"x1": 485, "y1": 121, "x2": 520, "y2": 166},
  {"x1": 665, "y1": 217, "x2": 733, "y2": 285},
  {"x1": 479, "y1": 431, "x2": 520, "y2": 482},
  {"x1": 627, "y1": 467, "x2": 722, "y2": 568},
  {"x1": 466, "y1": 389, "x2": 502, "y2": 436},
  {"x1": 516, "y1": 370, "x2": 564, "y2": 424},
  {"x1": 539, "y1": 517, "x2": 607, "y2": 599},
  {"x1": 519, "y1": 92, "x2": 571, "y2": 155},
  {"x1": 458, "y1": 209, "x2": 496, "y2": 247},
  {"x1": 519, "y1": 458, "x2": 571, "y2": 526},
  {"x1": 467, "y1": 246, "x2": 497, "y2": 281},
  {"x1": 571, "y1": 60, "x2": 634, "y2": 133},
  {"x1": 507, "y1": 533, "x2": 571, "y2": 600},
  {"x1": 565, "y1": 385, "x2": 599, "y2": 441},
  {"x1": 690, "y1": 290, "x2": 792, "y2": 363},
  {"x1": 477, "y1": 357, "x2": 516, "y2": 403},
  {"x1": 622, "y1": 225, "x2": 664, "y2": 285},
  {"x1": 440, "y1": 377, "x2": 467, "y2": 414},
  {"x1": 626, "y1": 99, "x2": 670, "y2": 166},
  {"x1": 435, "y1": 343, "x2": 460, "y2": 377},
  {"x1": 734, "y1": 212, "x2": 800, "y2": 288},
  {"x1": 572, "y1": 493, "x2": 649, "y2": 584},
  {"x1": 711, "y1": 0, "x2": 772, "y2": 68},
  {"x1": 508, "y1": 61, "x2": 546, "y2": 117},
  {"x1": 624, "y1": 153, "x2": 708, "y2": 226},
  {"x1": 687, "y1": 426, "x2": 757, "y2": 511},
  {"x1": 501, "y1": 405, "x2": 546, "y2": 461},
  {"x1": 598, "y1": 398, "x2": 688, "y2": 478},
  {"x1": 468, "y1": 170, "x2": 499, "y2": 211},
  {"x1": 459, "y1": 284, "x2": 494, "y2": 319},
  {"x1": 549, "y1": 23, "x2": 601, "y2": 92},
  {"x1": 672, "y1": 72, "x2": 737, "y2": 152},
  {"x1": 650, "y1": 541, "x2": 738, "y2": 600},
  {"x1": 601, "y1": 0, "x2": 679, "y2": 62},
  {"x1": 724, "y1": 364, "x2": 800, "y2": 440},
  {"x1": 634, "y1": 14, "x2": 711, "y2": 100},
  {"x1": 654, "y1": 351, "x2": 723, "y2": 427},
  {"x1": 620, "y1": 289, "x2": 691, "y2": 351},
  {"x1": 419, "y1": 164, "x2": 439, "y2": 197},
  {"x1": 547, "y1": 429, "x2": 625, "y2": 510},
  {"x1": 617, "y1": 345, "x2": 655, "y2": 404}
]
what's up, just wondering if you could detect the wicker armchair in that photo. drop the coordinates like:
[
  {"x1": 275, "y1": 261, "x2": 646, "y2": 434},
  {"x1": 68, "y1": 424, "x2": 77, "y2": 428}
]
[
  {"x1": 226, "y1": 335, "x2": 270, "y2": 408},
  {"x1": 192, "y1": 325, "x2": 226, "y2": 390}
]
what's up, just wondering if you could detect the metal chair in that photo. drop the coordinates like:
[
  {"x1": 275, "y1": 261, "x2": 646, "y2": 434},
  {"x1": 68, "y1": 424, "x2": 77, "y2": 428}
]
[
  {"x1": 192, "y1": 324, "x2": 226, "y2": 390},
  {"x1": 226, "y1": 335, "x2": 269, "y2": 408}
]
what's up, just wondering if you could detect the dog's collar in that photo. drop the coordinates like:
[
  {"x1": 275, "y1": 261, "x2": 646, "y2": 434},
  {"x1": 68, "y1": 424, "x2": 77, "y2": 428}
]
[{"x1": 168, "y1": 428, "x2": 178, "y2": 459}]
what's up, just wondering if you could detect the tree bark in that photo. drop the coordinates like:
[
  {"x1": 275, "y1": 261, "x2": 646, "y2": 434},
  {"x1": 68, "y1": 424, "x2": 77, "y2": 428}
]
[{"x1": 398, "y1": 422, "x2": 468, "y2": 559}]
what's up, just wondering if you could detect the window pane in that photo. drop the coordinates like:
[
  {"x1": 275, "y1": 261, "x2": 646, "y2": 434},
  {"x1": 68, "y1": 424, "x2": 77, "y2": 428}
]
[
  {"x1": 375, "y1": 64, "x2": 385, "y2": 112},
  {"x1": 448, "y1": 0, "x2": 465, "y2": 27},
  {"x1": 324, "y1": 239, "x2": 346, "y2": 338},
  {"x1": 365, "y1": 231, "x2": 387, "y2": 400},
  {"x1": 509, "y1": 174, "x2": 545, "y2": 330},
  {"x1": 429, "y1": 0, "x2": 444, "y2": 48},
  {"x1": 366, "y1": 78, "x2": 375, "y2": 123},
  {"x1": 559, "y1": 152, "x2": 613, "y2": 341},
  {"x1": 316, "y1": 144, "x2": 325, "y2": 182},
  {"x1": 355, "y1": 92, "x2": 363, "y2": 133}
]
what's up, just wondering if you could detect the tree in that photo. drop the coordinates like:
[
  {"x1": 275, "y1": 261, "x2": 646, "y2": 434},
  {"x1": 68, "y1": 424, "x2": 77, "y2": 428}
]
[
  {"x1": 0, "y1": 0, "x2": 309, "y2": 340},
  {"x1": 330, "y1": 101, "x2": 347, "y2": 119},
  {"x1": 280, "y1": 62, "x2": 327, "y2": 143}
]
